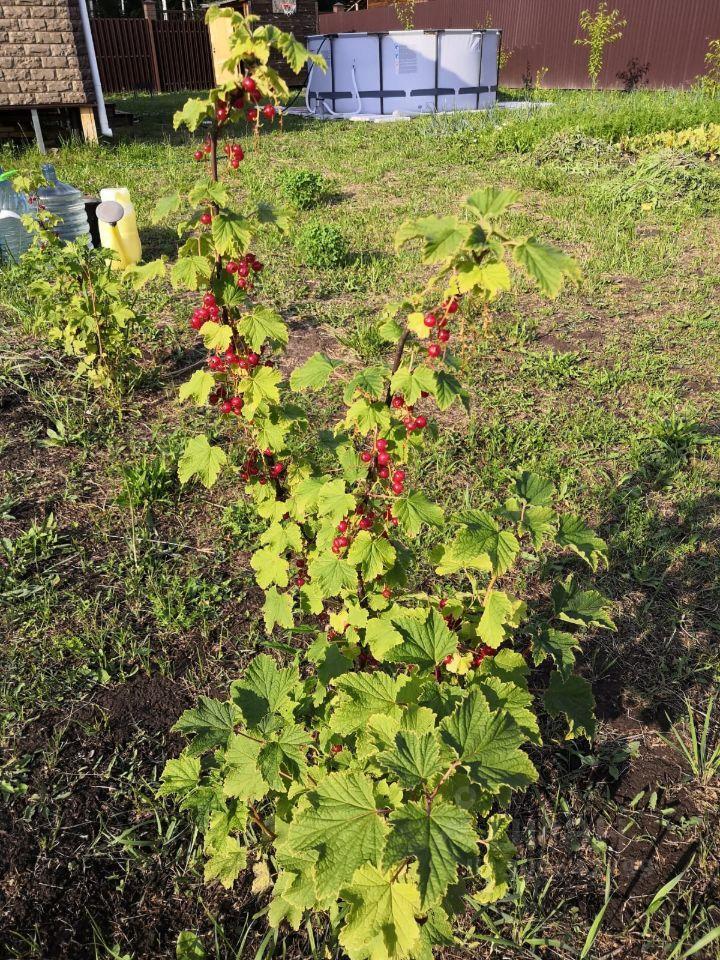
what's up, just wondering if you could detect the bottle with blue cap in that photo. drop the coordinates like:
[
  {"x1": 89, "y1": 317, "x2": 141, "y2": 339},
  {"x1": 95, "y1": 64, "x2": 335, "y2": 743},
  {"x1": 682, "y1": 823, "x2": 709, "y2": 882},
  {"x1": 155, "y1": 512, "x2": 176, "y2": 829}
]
[{"x1": 37, "y1": 164, "x2": 91, "y2": 244}]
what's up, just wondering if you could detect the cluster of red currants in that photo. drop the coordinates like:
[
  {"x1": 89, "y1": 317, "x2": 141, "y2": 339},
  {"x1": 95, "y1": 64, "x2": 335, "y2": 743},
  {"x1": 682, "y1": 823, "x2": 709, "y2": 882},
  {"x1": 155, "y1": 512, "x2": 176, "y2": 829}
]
[
  {"x1": 359, "y1": 438, "x2": 407, "y2": 495},
  {"x1": 423, "y1": 295, "x2": 460, "y2": 360},
  {"x1": 189, "y1": 291, "x2": 221, "y2": 330},
  {"x1": 193, "y1": 139, "x2": 213, "y2": 162},
  {"x1": 223, "y1": 141, "x2": 244, "y2": 169},
  {"x1": 208, "y1": 347, "x2": 260, "y2": 373},
  {"x1": 390, "y1": 393, "x2": 429, "y2": 433},
  {"x1": 442, "y1": 643, "x2": 495, "y2": 670},
  {"x1": 226, "y1": 252, "x2": 263, "y2": 290},
  {"x1": 294, "y1": 554, "x2": 308, "y2": 587}
]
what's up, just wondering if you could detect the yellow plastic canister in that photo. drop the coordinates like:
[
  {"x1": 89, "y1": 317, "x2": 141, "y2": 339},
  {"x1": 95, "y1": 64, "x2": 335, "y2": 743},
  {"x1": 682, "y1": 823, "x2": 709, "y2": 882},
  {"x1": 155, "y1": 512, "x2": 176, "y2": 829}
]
[{"x1": 98, "y1": 187, "x2": 142, "y2": 268}]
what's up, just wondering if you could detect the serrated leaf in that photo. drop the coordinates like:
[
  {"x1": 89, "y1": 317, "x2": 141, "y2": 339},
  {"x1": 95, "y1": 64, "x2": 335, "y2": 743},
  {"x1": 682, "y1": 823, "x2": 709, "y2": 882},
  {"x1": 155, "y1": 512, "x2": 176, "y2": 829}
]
[
  {"x1": 316, "y1": 479, "x2": 356, "y2": 525},
  {"x1": 465, "y1": 187, "x2": 520, "y2": 219},
  {"x1": 171, "y1": 254, "x2": 213, "y2": 291},
  {"x1": 262, "y1": 587, "x2": 295, "y2": 634},
  {"x1": 307, "y1": 554, "x2": 358, "y2": 598},
  {"x1": 290, "y1": 352, "x2": 341, "y2": 391},
  {"x1": 251, "y1": 546, "x2": 289, "y2": 590},
  {"x1": 188, "y1": 176, "x2": 230, "y2": 208},
  {"x1": 551, "y1": 577, "x2": 615, "y2": 630},
  {"x1": 158, "y1": 754, "x2": 201, "y2": 798},
  {"x1": 204, "y1": 835, "x2": 247, "y2": 889},
  {"x1": 556, "y1": 515, "x2": 607, "y2": 570},
  {"x1": 347, "y1": 531, "x2": 397, "y2": 582},
  {"x1": 340, "y1": 864, "x2": 421, "y2": 960},
  {"x1": 365, "y1": 617, "x2": 403, "y2": 661},
  {"x1": 478, "y1": 590, "x2": 526, "y2": 649},
  {"x1": 390, "y1": 365, "x2": 436, "y2": 405},
  {"x1": 237, "y1": 306, "x2": 288, "y2": 353},
  {"x1": 179, "y1": 369, "x2": 216, "y2": 405},
  {"x1": 344, "y1": 365, "x2": 390, "y2": 402},
  {"x1": 174, "y1": 96, "x2": 213, "y2": 131},
  {"x1": 173, "y1": 696, "x2": 241, "y2": 755},
  {"x1": 479, "y1": 675, "x2": 540, "y2": 745},
  {"x1": 268, "y1": 867, "x2": 316, "y2": 931},
  {"x1": 532, "y1": 628, "x2": 579, "y2": 676},
  {"x1": 330, "y1": 672, "x2": 408, "y2": 736},
  {"x1": 222, "y1": 733, "x2": 269, "y2": 802},
  {"x1": 440, "y1": 691, "x2": 538, "y2": 794},
  {"x1": 178, "y1": 435, "x2": 227, "y2": 488},
  {"x1": 200, "y1": 321, "x2": 233, "y2": 352},
  {"x1": 257, "y1": 722, "x2": 309, "y2": 789},
  {"x1": 453, "y1": 511, "x2": 518, "y2": 575},
  {"x1": 393, "y1": 490, "x2": 444, "y2": 538},
  {"x1": 449, "y1": 260, "x2": 511, "y2": 299},
  {"x1": 176, "y1": 930, "x2": 206, "y2": 960},
  {"x1": 151, "y1": 192, "x2": 182, "y2": 223},
  {"x1": 384, "y1": 800, "x2": 477, "y2": 908},
  {"x1": 515, "y1": 471, "x2": 555, "y2": 506},
  {"x1": 387, "y1": 610, "x2": 456, "y2": 669},
  {"x1": 513, "y1": 236, "x2": 581, "y2": 298},
  {"x1": 433, "y1": 370, "x2": 468, "y2": 411},
  {"x1": 241, "y1": 365, "x2": 283, "y2": 418},
  {"x1": 123, "y1": 258, "x2": 166, "y2": 289},
  {"x1": 406, "y1": 311, "x2": 431, "y2": 340},
  {"x1": 345, "y1": 398, "x2": 392, "y2": 435},
  {"x1": 379, "y1": 730, "x2": 448, "y2": 790},
  {"x1": 231, "y1": 654, "x2": 298, "y2": 726},
  {"x1": 286, "y1": 771, "x2": 388, "y2": 901},
  {"x1": 474, "y1": 813, "x2": 516, "y2": 904},
  {"x1": 544, "y1": 671, "x2": 596, "y2": 739},
  {"x1": 395, "y1": 215, "x2": 470, "y2": 263}
]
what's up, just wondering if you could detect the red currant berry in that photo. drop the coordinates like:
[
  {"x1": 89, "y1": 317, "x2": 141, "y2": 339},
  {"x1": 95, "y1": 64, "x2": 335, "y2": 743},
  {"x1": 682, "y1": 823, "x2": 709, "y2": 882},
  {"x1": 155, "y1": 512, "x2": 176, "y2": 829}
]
[
  {"x1": 391, "y1": 481, "x2": 404, "y2": 495},
  {"x1": 270, "y1": 463, "x2": 285, "y2": 478},
  {"x1": 247, "y1": 353, "x2": 259, "y2": 367},
  {"x1": 414, "y1": 415, "x2": 427, "y2": 429},
  {"x1": 377, "y1": 451, "x2": 391, "y2": 466},
  {"x1": 190, "y1": 315, "x2": 203, "y2": 330},
  {"x1": 337, "y1": 520, "x2": 349, "y2": 533},
  {"x1": 200, "y1": 212, "x2": 212, "y2": 226},
  {"x1": 231, "y1": 396, "x2": 243, "y2": 412},
  {"x1": 220, "y1": 400, "x2": 232, "y2": 414},
  {"x1": 391, "y1": 395, "x2": 404, "y2": 409},
  {"x1": 216, "y1": 106, "x2": 229, "y2": 123},
  {"x1": 359, "y1": 517, "x2": 373, "y2": 530},
  {"x1": 226, "y1": 261, "x2": 238, "y2": 274},
  {"x1": 447, "y1": 299, "x2": 458, "y2": 314},
  {"x1": 424, "y1": 312, "x2": 437, "y2": 328},
  {"x1": 203, "y1": 293, "x2": 216, "y2": 306},
  {"x1": 360, "y1": 451, "x2": 372, "y2": 463},
  {"x1": 330, "y1": 743, "x2": 343, "y2": 755},
  {"x1": 246, "y1": 107, "x2": 258, "y2": 122},
  {"x1": 193, "y1": 149, "x2": 204, "y2": 161},
  {"x1": 252, "y1": 261, "x2": 263, "y2": 273},
  {"x1": 262, "y1": 104, "x2": 275, "y2": 120},
  {"x1": 443, "y1": 654, "x2": 454, "y2": 666},
  {"x1": 439, "y1": 598, "x2": 447, "y2": 609},
  {"x1": 378, "y1": 466, "x2": 390, "y2": 479},
  {"x1": 242, "y1": 75, "x2": 257, "y2": 93},
  {"x1": 376, "y1": 438, "x2": 388, "y2": 452},
  {"x1": 382, "y1": 586, "x2": 392, "y2": 599},
  {"x1": 427, "y1": 343, "x2": 441, "y2": 358},
  {"x1": 438, "y1": 329, "x2": 450, "y2": 343},
  {"x1": 392, "y1": 469, "x2": 405, "y2": 482}
]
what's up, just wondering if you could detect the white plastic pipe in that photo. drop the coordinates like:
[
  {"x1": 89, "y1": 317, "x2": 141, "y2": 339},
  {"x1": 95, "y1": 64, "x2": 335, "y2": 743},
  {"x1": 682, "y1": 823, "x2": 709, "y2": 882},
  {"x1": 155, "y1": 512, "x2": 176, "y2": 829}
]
[
  {"x1": 314, "y1": 63, "x2": 362, "y2": 117},
  {"x1": 77, "y1": 0, "x2": 113, "y2": 137}
]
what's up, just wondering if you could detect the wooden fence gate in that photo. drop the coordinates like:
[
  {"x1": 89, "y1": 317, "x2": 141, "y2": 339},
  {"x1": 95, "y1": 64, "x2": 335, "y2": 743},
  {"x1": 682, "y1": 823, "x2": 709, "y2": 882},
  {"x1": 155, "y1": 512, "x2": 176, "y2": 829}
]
[{"x1": 91, "y1": 15, "x2": 215, "y2": 93}]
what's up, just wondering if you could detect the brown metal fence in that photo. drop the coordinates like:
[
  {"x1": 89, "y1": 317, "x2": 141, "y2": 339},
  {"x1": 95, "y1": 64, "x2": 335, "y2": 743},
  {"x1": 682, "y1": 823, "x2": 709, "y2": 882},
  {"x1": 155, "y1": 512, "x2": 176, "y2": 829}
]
[
  {"x1": 91, "y1": 16, "x2": 215, "y2": 93},
  {"x1": 318, "y1": 0, "x2": 720, "y2": 89}
]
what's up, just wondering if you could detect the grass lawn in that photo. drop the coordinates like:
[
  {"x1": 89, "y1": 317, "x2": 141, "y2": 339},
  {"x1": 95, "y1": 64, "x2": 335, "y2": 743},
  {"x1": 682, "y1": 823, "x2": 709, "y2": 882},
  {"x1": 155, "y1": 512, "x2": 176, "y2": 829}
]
[{"x1": 1, "y1": 89, "x2": 719, "y2": 959}]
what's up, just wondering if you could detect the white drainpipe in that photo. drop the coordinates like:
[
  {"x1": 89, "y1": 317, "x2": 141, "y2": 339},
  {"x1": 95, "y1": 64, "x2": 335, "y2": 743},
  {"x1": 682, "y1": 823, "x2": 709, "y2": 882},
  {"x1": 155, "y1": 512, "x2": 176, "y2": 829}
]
[{"x1": 77, "y1": 0, "x2": 113, "y2": 137}]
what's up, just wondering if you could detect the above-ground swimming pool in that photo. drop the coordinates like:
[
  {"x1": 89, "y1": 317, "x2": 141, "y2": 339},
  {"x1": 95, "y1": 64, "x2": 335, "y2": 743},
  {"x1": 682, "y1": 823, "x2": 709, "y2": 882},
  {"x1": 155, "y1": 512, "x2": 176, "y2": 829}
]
[{"x1": 305, "y1": 29, "x2": 501, "y2": 117}]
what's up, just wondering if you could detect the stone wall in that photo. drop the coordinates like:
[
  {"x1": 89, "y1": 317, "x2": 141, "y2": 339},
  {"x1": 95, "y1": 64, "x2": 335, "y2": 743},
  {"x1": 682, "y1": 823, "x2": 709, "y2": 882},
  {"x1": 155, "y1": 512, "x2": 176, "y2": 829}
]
[{"x1": 0, "y1": 0, "x2": 96, "y2": 108}]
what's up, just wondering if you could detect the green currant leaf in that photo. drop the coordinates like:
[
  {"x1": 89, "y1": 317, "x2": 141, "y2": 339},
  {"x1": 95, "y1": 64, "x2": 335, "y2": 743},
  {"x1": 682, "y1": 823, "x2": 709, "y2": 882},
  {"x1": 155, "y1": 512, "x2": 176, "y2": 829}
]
[
  {"x1": 172, "y1": 696, "x2": 241, "y2": 756},
  {"x1": 200, "y1": 321, "x2": 233, "y2": 353},
  {"x1": 453, "y1": 510, "x2": 518, "y2": 575},
  {"x1": 222, "y1": 733, "x2": 270, "y2": 802},
  {"x1": 544, "y1": 671, "x2": 596, "y2": 740},
  {"x1": 379, "y1": 730, "x2": 449, "y2": 790},
  {"x1": 158, "y1": 754, "x2": 201, "y2": 799},
  {"x1": 250, "y1": 546, "x2": 289, "y2": 590},
  {"x1": 211, "y1": 210, "x2": 254, "y2": 258},
  {"x1": 268, "y1": 868, "x2": 316, "y2": 931},
  {"x1": 343, "y1": 365, "x2": 390, "y2": 403},
  {"x1": 512, "y1": 236, "x2": 581, "y2": 298},
  {"x1": 257, "y1": 722, "x2": 309, "y2": 789},
  {"x1": 555, "y1": 515, "x2": 608, "y2": 570},
  {"x1": 240, "y1": 365, "x2": 283, "y2": 418},
  {"x1": 203, "y1": 835, "x2": 247, "y2": 889},
  {"x1": 289, "y1": 352, "x2": 342, "y2": 391},
  {"x1": 179, "y1": 370, "x2": 216, "y2": 405},
  {"x1": 151, "y1": 192, "x2": 182, "y2": 224},
  {"x1": 173, "y1": 96, "x2": 213, "y2": 131},
  {"x1": 465, "y1": 187, "x2": 520, "y2": 219},
  {"x1": 440, "y1": 691, "x2": 538, "y2": 794},
  {"x1": 262, "y1": 587, "x2": 295, "y2": 634},
  {"x1": 551, "y1": 576, "x2": 615, "y2": 630},
  {"x1": 123, "y1": 258, "x2": 166, "y2": 289},
  {"x1": 176, "y1": 930, "x2": 206, "y2": 960},
  {"x1": 514, "y1": 471, "x2": 555, "y2": 506},
  {"x1": 393, "y1": 490, "x2": 443, "y2": 538},
  {"x1": 339, "y1": 864, "x2": 422, "y2": 960},
  {"x1": 237, "y1": 306, "x2": 288, "y2": 353},
  {"x1": 307, "y1": 554, "x2": 358, "y2": 598},
  {"x1": 364, "y1": 616, "x2": 403, "y2": 662},
  {"x1": 478, "y1": 590, "x2": 526, "y2": 649},
  {"x1": 531, "y1": 628, "x2": 579, "y2": 676},
  {"x1": 171, "y1": 253, "x2": 214, "y2": 291},
  {"x1": 474, "y1": 813, "x2": 516, "y2": 904},
  {"x1": 395, "y1": 215, "x2": 471, "y2": 263},
  {"x1": 432, "y1": 370, "x2": 468, "y2": 411},
  {"x1": 231, "y1": 654, "x2": 298, "y2": 726},
  {"x1": 188, "y1": 176, "x2": 230, "y2": 208},
  {"x1": 390, "y1": 365, "x2": 436, "y2": 405},
  {"x1": 178, "y1": 435, "x2": 227, "y2": 488},
  {"x1": 384, "y1": 800, "x2": 478, "y2": 908},
  {"x1": 478, "y1": 676, "x2": 541, "y2": 745},
  {"x1": 347, "y1": 531, "x2": 397, "y2": 582},
  {"x1": 386, "y1": 610, "x2": 456, "y2": 669},
  {"x1": 330, "y1": 672, "x2": 409, "y2": 736},
  {"x1": 286, "y1": 771, "x2": 389, "y2": 902},
  {"x1": 345, "y1": 398, "x2": 392, "y2": 435}
]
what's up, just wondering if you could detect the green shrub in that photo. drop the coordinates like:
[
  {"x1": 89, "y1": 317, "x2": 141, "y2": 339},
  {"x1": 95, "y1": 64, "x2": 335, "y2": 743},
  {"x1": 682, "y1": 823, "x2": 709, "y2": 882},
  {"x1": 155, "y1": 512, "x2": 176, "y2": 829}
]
[
  {"x1": 295, "y1": 221, "x2": 349, "y2": 268},
  {"x1": 280, "y1": 169, "x2": 327, "y2": 210}
]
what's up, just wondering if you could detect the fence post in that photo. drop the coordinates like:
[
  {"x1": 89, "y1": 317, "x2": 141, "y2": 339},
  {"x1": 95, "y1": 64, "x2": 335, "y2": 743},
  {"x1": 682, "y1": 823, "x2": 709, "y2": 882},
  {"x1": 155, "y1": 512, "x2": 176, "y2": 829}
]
[{"x1": 143, "y1": 0, "x2": 162, "y2": 94}]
